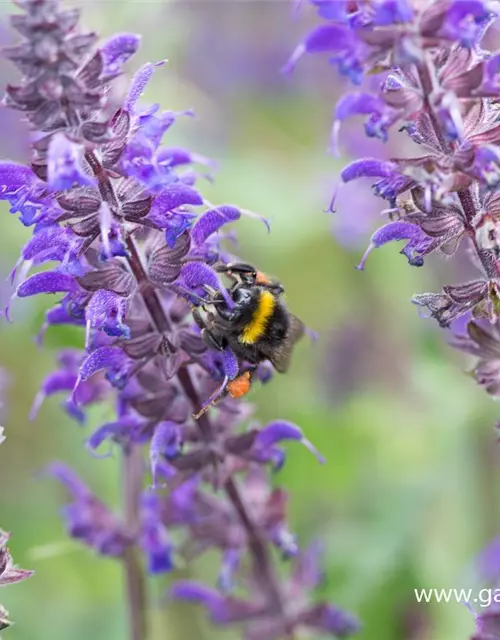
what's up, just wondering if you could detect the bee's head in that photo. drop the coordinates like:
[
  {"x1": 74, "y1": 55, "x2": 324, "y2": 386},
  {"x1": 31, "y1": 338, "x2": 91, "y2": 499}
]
[
  {"x1": 213, "y1": 284, "x2": 260, "y2": 322},
  {"x1": 216, "y1": 261, "x2": 285, "y2": 295}
]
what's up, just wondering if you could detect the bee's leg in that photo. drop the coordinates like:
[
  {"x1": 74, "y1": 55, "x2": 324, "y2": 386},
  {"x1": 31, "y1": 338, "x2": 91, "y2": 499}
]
[
  {"x1": 202, "y1": 328, "x2": 227, "y2": 352},
  {"x1": 192, "y1": 308, "x2": 228, "y2": 352},
  {"x1": 192, "y1": 307, "x2": 207, "y2": 330},
  {"x1": 227, "y1": 370, "x2": 252, "y2": 399}
]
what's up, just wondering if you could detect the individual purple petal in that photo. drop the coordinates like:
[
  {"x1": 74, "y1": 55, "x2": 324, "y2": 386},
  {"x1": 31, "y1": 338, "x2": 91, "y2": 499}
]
[
  {"x1": 29, "y1": 369, "x2": 77, "y2": 420},
  {"x1": 22, "y1": 225, "x2": 73, "y2": 262},
  {"x1": 125, "y1": 61, "x2": 165, "y2": 113},
  {"x1": 255, "y1": 421, "x2": 325, "y2": 464},
  {"x1": 16, "y1": 271, "x2": 78, "y2": 298},
  {"x1": 77, "y1": 346, "x2": 127, "y2": 383},
  {"x1": 149, "y1": 184, "x2": 203, "y2": 225},
  {"x1": 47, "y1": 133, "x2": 95, "y2": 191},
  {"x1": 171, "y1": 582, "x2": 262, "y2": 624},
  {"x1": 99, "y1": 33, "x2": 140, "y2": 75},
  {"x1": 156, "y1": 147, "x2": 214, "y2": 168},
  {"x1": 0, "y1": 162, "x2": 37, "y2": 195},
  {"x1": 86, "y1": 417, "x2": 137, "y2": 456},
  {"x1": 37, "y1": 305, "x2": 85, "y2": 343},
  {"x1": 341, "y1": 159, "x2": 399, "y2": 183},
  {"x1": 356, "y1": 221, "x2": 433, "y2": 270},
  {"x1": 45, "y1": 462, "x2": 91, "y2": 498},
  {"x1": 310, "y1": 0, "x2": 350, "y2": 21},
  {"x1": 150, "y1": 421, "x2": 183, "y2": 486},
  {"x1": 191, "y1": 205, "x2": 241, "y2": 246},
  {"x1": 178, "y1": 262, "x2": 233, "y2": 309},
  {"x1": 282, "y1": 24, "x2": 353, "y2": 74},
  {"x1": 335, "y1": 93, "x2": 388, "y2": 122},
  {"x1": 140, "y1": 491, "x2": 174, "y2": 573}
]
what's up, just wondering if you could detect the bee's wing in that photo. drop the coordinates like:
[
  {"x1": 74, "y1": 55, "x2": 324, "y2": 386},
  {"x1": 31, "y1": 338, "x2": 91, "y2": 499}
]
[{"x1": 268, "y1": 314, "x2": 305, "y2": 373}]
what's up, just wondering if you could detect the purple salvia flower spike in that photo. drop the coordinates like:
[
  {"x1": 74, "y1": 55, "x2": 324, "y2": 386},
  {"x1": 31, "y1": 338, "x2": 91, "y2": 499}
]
[{"x1": 0, "y1": 0, "x2": 362, "y2": 635}]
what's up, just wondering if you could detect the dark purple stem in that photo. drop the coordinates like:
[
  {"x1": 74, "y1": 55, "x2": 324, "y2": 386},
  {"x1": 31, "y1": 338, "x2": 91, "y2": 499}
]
[
  {"x1": 86, "y1": 151, "x2": 284, "y2": 612},
  {"x1": 122, "y1": 444, "x2": 147, "y2": 640}
]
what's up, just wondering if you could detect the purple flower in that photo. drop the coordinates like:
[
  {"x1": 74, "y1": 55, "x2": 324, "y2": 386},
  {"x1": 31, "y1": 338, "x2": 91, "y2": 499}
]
[
  {"x1": 47, "y1": 134, "x2": 95, "y2": 191},
  {"x1": 139, "y1": 492, "x2": 174, "y2": 574},
  {"x1": 47, "y1": 463, "x2": 132, "y2": 557},
  {"x1": 85, "y1": 290, "x2": 130, "y2": 343},
  {"x1": 356, "y1": 221, "x2": 435, "y2": 270},
  {"x1": 30, "y1": 350, "x2": 107, "y2": 422},
  {"x1": 441, "y1": 1, "x2": 497, "y2": 48}
]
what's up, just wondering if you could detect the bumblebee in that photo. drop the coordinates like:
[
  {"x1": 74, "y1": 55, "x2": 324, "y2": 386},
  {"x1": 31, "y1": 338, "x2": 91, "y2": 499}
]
[{"x1": 191, "y1": 262, "x2": 304, "y2": 418}]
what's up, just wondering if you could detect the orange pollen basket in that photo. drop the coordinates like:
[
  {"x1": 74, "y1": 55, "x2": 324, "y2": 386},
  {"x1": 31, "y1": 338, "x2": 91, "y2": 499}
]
[{"x1": 227, "y1": 372, "x2": 252, "y2": 398}]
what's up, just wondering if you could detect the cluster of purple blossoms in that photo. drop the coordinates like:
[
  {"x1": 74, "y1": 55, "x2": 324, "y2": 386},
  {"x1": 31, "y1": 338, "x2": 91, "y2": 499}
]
[
  {"x1": 0, "y1": 0, "x2": 358, "y2": 638},
  {"x1": 288, "y1": 1, "x2": 500, "y2": 637}
]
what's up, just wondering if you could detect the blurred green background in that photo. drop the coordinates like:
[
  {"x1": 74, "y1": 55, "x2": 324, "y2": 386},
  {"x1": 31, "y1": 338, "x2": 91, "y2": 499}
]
[{"x1": 0, "y1": 2, "x2": 498, "y2": 639}]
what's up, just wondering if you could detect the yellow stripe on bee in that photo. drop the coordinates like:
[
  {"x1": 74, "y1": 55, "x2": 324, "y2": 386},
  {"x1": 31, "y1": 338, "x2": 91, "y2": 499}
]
[{"x1": 239, "y1": 290, "x2": 276, "y2": 345}]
